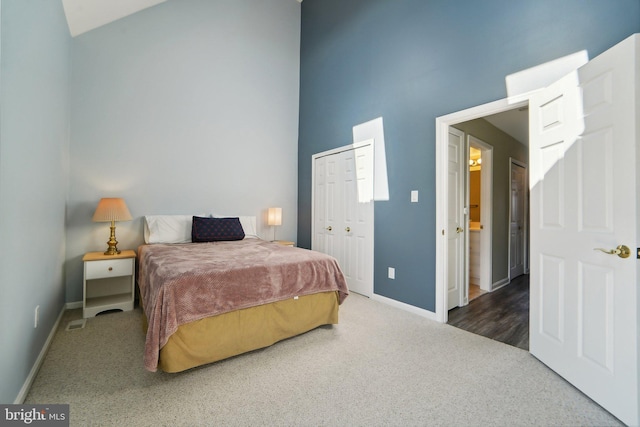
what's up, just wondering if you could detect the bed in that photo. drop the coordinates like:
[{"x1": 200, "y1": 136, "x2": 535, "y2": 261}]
[{"x1": 137, "y1": 215, "x2": 349, "y2": 372}]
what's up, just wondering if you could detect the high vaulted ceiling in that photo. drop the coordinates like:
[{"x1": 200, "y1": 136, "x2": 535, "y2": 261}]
[
  {"x1": 62, "y1": 0, "x2": 169, "y2": 37},
  {"x1": 62, "y1": 0, "x2": 301, "y2": 37}
]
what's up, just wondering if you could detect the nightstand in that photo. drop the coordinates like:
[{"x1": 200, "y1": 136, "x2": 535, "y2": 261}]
[
  {"x1": 274, "y1": 240, "x2": 295, "y2": 247},
  {"x1": 82, "y1": 250, "x2": 136, "y2": 318}
]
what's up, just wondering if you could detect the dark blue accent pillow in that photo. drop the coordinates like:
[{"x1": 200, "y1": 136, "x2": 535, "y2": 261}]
[{"x1": 192, "y1": 216, "x2": 245, "y2": 242}]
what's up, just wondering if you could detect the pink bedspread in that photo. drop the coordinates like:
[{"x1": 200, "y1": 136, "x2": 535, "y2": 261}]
[{"x1": 138, "y1": 239, "x2": 349, "y2": 371}]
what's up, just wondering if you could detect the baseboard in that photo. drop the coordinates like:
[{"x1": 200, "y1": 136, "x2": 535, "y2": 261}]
[
  {"x1": 13, "y1": 305, "x2": 66, "y2": 404},
  {"x1": 65, "y1": 301, "x2": 82, "y2": 310},
  {"x1": 492, "y1": 277, "x2": 510, "y2": 291},
  {"x1": 372, "y1": 293, "x2": 438, "y2": 322}
]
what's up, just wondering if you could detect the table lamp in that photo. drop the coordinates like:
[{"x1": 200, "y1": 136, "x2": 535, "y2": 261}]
[
  {"x1": 267, "y1": 207, "x2": 282, "y2": 241},
  {"x1": 92, "y1": 198, "x2": 132, "y2": 255}
]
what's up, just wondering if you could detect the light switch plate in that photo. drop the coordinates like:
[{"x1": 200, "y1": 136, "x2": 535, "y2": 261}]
[{"x1": 411, "y1": 190, "x2": 418, "y2": 203}]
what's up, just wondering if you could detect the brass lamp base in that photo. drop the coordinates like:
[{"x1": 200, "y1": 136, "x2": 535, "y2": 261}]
[
  {"x1": 104, "y1": 247, "x2": 121, "y2": 256},
  {"x1": 104, "y1": 221, "x2": 121, "y2": 255}
]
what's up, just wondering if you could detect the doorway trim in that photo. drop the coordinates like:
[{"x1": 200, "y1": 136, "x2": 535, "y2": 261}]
[{"x1": 435, "y1": 97, "x2": 528, "y2": 323}]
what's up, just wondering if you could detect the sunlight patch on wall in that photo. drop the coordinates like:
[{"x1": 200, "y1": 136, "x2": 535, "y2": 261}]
[
  {"x1": 506, "y1": 50, "x2": 589, "y2": 103},
  {"x1": 353, "y1": 117, "x2": 389, "y2": 201}
]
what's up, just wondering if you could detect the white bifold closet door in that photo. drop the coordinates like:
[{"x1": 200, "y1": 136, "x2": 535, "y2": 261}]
[{"x1": 313, "y1": 144, "x2": 374, "y2": 297}]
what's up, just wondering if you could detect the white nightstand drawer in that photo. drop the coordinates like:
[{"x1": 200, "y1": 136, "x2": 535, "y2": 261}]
[{"x1": 85, "y1": 258, "x2": 133, "y2": 280}]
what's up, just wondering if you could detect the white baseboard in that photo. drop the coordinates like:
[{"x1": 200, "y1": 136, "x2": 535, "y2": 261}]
[
  {"x1": 65, "y1": 301, "x2": 82, "y2": 310},
  {"x1": 14, "y1": 305, "x2": 66, "y2": 404},
  {"x1": 372, "y1": 293, "x2": 438, "y2": 322},
  {"x1": 492, "y1": 277, "x2": 510, "y2": 291}
]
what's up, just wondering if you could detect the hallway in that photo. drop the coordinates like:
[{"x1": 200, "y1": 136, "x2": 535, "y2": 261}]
[{"x1": 447, "y1": 275, "x2": 529, "y2": 350}]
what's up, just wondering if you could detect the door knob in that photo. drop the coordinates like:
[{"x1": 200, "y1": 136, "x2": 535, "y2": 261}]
[
  {"x1": 456, "y1": 227, "x2": 464, "y2": 234},
  {"x1": 326, "y1": 226, "x2": 332, "y2": 231},
  {"x1": 345, "y1": 227, "x2": 351, "y2": 232},
  {"x1": 594, "y1": 245, "x2": 630, "y2": 259}
]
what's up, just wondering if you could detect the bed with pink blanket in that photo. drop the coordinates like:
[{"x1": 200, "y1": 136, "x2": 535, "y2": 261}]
[{"x1": 138, "y1": 238, "x2": 349, "y2": 372}]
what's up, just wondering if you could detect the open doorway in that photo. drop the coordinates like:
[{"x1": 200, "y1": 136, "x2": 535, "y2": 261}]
[
  {"x1": 435, "y1": 98, "x2": 530, "y2": 330},
  {"x1": 446, "y1": 107, "x2": 530, "y2": 349}
]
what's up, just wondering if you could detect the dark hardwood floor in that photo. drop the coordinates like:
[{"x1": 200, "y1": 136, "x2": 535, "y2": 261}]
[{"x1": 448, "y1": 274, "x2": 529, "y2": 350}]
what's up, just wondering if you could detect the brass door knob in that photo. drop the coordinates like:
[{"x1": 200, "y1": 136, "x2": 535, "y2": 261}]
[
  {"x1": 326, "y1": 226, "x2": 332, "y2": 231},
  {"x1": 594, "y1": 245, "x2": 630, "y2": 259},
  {"x1": 345, "y1": 227, "x2": 351, "y2": 232},
  {"x1": 456, "y1": 227, "x2": 464, "y2": 234}
]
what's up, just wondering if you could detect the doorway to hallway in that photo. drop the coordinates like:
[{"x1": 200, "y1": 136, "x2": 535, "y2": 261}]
[
  {"x1": 444, "y1": 106, "x2": 530, "y2": 350},
  {"x1": 435, "y1": 98, "x2": 530, "y2": 323}
]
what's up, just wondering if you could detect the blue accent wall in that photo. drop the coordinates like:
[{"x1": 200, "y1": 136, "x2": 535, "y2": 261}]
[{"x1": 298, "y1": 0, "x2": 640, "y2": 311}]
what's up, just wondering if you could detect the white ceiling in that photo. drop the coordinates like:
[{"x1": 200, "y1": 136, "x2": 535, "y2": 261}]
[
  {"x1": 484, "y1": 107, "x2": 529, "y2": 145},
  {"x1": 62, "y1": 0, "x2": 301, "y2": 37},
  {"x1": 62, "y1": 0, "x2": 168, "y2": 37}
]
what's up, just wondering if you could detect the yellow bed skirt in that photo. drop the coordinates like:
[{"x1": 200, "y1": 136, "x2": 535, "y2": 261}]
[{"x1": 143, "y1": 291, "x2": 340, "y2": 373}]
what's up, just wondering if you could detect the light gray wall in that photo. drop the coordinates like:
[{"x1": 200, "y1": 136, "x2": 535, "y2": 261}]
[
  {"x1": 0, "y1": 0, "x2": 70, "y2": 403},
  {"x1": 453, "y1": 119, "x2": 528, "y2": 284},
  {"x1": 66, "y1": 0, "x2": 301, "y2": 302}
]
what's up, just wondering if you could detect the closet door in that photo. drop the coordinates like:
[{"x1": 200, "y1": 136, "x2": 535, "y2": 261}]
[
  {"x1": 340, "y1": 145, "x2": 374, "y2": 296},
  {"x1": 314, "y1": 154, "x2": 339, "y2": 260},
  {"x1": 313, "y1": 156, "x2": 329, "y2": 254},
  {"x1": 313, "y1": 146, "x2": 374, "y2": 297}
]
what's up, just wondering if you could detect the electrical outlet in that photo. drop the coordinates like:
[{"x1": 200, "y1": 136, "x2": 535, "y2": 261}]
[
  {"x1": 388, "y1": 267, "x2": 395, "y2": 279},
  {"x1": 34, "y1": 305, "x2": 40, "y2": 328},
  {"x1": 411, "y1": 190, "x2": 419, "y2": 203}
]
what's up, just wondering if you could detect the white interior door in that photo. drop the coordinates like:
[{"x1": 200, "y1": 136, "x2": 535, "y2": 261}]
[
  {"x1": 313, "y1": 156, "x2": 328, "y2": 254},
  {"x1": 529, "y1": 34, "x2": 638, "y2": 426},
  {"x1": 341, "y1": 145, "x2": 374, "y2": 296},
  {"x1": 314, "y1": 154, "x2": 339, "y2": 260},
  {"x1": 509, "y1": 160, "x2": 526, "y2": 279},
  {"x1": 313, "y1": 145, "x2": 374, "y2": 297},
  {"x1": 447, "y1": 127, "x2": 466, "y2": 309}
]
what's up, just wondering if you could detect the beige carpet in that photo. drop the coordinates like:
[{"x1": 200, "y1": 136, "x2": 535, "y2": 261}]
[{"x1": 26, "y1": 294, "x2": 622, "y2": 426}]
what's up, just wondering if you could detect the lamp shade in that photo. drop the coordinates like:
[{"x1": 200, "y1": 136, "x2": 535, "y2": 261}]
[
  {"x1": 267, "y1": 207, "x2": 282, "y2": 226},
  {"x1": 92, "y1": 198, "x2": 132, "y2": 222}
]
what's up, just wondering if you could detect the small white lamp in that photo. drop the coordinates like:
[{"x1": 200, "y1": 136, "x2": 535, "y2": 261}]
[
  {"x1": 267, "y1": 207, "x2": 282, "y2": 241},
  {"x1": 92, "y1": 198, "x2": 132, "y2": 255}
]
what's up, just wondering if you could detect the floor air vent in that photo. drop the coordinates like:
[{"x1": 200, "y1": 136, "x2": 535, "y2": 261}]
[{"x1": 66, "y1": 319, "x2": 86, "y2": 331}]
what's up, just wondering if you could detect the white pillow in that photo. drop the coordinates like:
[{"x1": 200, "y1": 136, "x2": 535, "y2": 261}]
[
  {"x1": 144, "y1": 215, "x2": 204, "y2": 244},
  {"x1": 211, "y1": 215, "x2": 258, "y2": 238}
]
